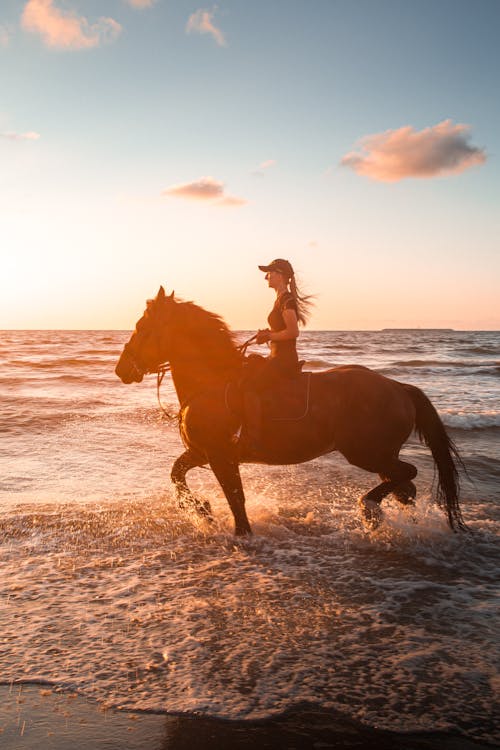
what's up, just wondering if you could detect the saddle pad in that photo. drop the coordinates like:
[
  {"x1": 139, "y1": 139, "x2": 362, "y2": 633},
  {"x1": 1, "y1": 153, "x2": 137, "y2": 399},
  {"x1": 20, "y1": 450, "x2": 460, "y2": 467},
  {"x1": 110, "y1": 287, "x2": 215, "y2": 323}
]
[{"x1": 263, "y1": 372, "x2": 312, "y2": 421}]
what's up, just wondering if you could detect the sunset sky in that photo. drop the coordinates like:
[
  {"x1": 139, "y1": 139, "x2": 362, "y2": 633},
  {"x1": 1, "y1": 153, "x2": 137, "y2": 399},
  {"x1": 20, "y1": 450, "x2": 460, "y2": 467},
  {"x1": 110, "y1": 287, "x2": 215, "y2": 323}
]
[{"x1": 1, "y1": 0, "x2": 499, "y2": 330}]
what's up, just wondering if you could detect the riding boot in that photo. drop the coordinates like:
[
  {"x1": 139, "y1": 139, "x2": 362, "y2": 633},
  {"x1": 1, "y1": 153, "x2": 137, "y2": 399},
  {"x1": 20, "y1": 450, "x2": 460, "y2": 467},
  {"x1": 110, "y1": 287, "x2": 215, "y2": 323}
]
[{"x1": 242, "y1": 390, "x2": 262, "y2": 452}]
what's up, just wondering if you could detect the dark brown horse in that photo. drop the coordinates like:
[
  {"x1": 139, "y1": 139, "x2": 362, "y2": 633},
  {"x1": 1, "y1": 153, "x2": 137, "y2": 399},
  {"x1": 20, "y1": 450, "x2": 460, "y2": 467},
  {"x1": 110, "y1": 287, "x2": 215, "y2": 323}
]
[{"x1": 115, "y1": 287, "x2": 466, "y2": 536}]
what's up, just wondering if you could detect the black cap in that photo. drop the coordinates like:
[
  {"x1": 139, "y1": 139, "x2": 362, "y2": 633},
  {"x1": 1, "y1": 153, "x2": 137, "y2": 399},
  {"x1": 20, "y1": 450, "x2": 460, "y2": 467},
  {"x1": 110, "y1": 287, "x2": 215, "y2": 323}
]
[{"x1": 258, "y1": 258, "x2": 293, "y2": 279}]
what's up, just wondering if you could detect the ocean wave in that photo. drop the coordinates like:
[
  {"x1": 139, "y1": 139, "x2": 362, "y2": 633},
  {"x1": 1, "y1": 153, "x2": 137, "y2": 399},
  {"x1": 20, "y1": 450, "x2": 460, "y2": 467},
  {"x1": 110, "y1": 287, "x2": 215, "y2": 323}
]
[
  {"x1": 1, "y1": 411, "x2": 99, "y2": 433},
  {"x1": 376, "y1": 346, "x2": 426, "y2": 354},
  {"x1": 381, "y1": 365, "x2": 500, "y2": 379},
  {"x1": 9, "y1": 357, "x2": 113, "y2": 369},
  {"x1": 392, "y1": 359, "x2": 499, "y2": 368},
  {"x1": 1, "y1": 404, "x2": 176, "y2": 434},
  {"x1": 324, "y1": 344, "x2": 362, "y2": 351},
  {"x1": 304, "y1": 358, "x2": 335, "y2": 368},
  {"x1": 0, "y1": 374, "x2": 115, "y2": 389},
  {"x1": 459, "y1": 346, "x2": 500, "y2": 355},
  {"x1": 476, "y1": 365, "x2": 500, "y2": 377},
  {"x1": 441, "y1": 410, "x2": 500, "y2": 430}
]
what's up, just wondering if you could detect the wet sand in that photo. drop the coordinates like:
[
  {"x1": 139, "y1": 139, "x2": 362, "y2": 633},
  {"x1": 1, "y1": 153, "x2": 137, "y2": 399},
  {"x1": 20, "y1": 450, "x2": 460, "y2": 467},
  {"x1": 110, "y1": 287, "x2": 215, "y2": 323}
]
[{"x1": 0, "y1": 685, "x2": 495, "y2": 750}]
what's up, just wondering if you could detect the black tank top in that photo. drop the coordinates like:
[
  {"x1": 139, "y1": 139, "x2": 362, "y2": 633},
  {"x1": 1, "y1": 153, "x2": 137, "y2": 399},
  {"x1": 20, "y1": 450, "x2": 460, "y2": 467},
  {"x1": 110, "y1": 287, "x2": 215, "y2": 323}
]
[{"x1": 267, "y1": 292, "x2": 299, "y2": 368}]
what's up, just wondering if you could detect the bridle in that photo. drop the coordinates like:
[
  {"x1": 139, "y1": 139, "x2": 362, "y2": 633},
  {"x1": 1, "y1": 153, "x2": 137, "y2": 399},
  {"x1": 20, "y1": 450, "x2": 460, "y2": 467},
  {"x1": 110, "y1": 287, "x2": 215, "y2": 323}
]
[
  {"x1": 123, "y1": 342, "x2": 175, "y2": 419},
  {"x1": 122, "y1": 343, "x2": 147, "y2": 381}
]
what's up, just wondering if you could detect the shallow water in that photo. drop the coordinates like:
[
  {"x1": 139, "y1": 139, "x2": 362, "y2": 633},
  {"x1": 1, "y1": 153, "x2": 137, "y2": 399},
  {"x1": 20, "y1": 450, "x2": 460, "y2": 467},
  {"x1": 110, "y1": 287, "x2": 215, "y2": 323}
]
[
  {"x1": 1, "y1": 330, "x2": 499, "y2": 744},
  {"x1": 0, "y1": 686, "x2": 494, "y2": 750}
]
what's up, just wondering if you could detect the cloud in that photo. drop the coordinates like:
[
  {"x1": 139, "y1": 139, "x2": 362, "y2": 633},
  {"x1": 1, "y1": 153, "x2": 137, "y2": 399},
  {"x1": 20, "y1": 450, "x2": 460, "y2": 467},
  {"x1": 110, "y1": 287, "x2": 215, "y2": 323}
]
[
  {"x1": 1, "y1": 131, "x2": 41, "y2": 141},
  {"x1": 215, "y1": 195, "x2": 247, "y2": 207},
  {"x1": 125, "y1": 0, "x2": 156, "y2": 7},
  {"x1": 21, "y1": 0, "x2": 122, "y2": 50},
  {"x1": 186, "y1": 6, "x2": 226, "y2": 47},
  {"x1": 162, "y1": 176, "x2": 246, "y2": 207},
  {"x1": 252, "y1": 159, "x2": 277, "y2": 177},
  {"x1": 259, "y1": 159, "x2": 276, "y2": 170},
  {"x1": 163, "y1": 177, "x2": 223, "y2": 200},
  {"x1": 341, "y1": 120, "x2": 486, "y2": 182}
]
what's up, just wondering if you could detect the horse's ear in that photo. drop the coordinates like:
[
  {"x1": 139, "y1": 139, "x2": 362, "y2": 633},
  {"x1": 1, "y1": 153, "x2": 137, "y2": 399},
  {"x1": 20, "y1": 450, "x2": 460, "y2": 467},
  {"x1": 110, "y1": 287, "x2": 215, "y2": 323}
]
[
  {"x1": 157, "y1": 286, "x2": 166, "y2": 300},
  {"x1": 168, "y1": 290, "x2": 175, "y2": 301}
]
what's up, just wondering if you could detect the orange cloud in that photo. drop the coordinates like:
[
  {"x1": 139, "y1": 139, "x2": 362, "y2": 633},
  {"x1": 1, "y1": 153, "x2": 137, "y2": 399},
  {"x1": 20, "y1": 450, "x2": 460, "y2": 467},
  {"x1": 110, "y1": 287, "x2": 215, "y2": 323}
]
[
  {"x1": 125, "y1": 0, "x2": 156, "y2": 7},
  {"x1": 216, "y1": 195, "x2": 247, "y2": 207},
  {"x1": 21, "y1": 0, "x2": 122, "y2": 50},
  {"x1": 252, "y1": 158, "x2": 277, "y2": 177},
  {"x1": 341, "y1": 120, "x2": 486, "y2": 182},
  {"x1": 162, "y1": 177, "x2": 246, "y2": 207},
  {"x1": 186, "y1": 7, "x2": 226, "y2": 47},
  {"x1": 1, "y1": 131, "x2": 41, "y2": 141}
]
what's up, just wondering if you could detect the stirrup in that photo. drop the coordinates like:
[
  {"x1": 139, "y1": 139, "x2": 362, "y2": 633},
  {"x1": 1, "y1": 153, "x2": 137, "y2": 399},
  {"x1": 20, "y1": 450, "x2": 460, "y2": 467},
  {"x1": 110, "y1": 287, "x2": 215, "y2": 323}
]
[{"x1": 231, "y1": 425, "x2": 242, "y2": 444}]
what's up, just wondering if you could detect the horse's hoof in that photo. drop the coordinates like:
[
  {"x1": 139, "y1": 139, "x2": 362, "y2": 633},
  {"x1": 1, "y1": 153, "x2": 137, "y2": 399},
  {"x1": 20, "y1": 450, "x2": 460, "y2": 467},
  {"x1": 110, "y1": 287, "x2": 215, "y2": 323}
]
[
  {"x1": 359, "y1": 498, "x2": 383, "y2": 530},
  {"x1": 393, "y1": 480, "x2": 417, "y2": 505},
  {"x1": 195, "y1": 499, "x2": 213, "y2": 518},
  {"x1": 177, "y1": 495, "x2": 213, "y2": 521},
  {"x1": 235, "y1": 525, "x2": 253, "y2": 536}
]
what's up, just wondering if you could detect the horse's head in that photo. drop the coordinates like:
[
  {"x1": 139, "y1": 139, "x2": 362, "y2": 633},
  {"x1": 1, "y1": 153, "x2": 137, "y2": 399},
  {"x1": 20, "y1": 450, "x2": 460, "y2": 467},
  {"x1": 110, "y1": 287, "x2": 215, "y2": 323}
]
[{"x1": 115, "y1": 286, "x2": 175, "y2": 384}]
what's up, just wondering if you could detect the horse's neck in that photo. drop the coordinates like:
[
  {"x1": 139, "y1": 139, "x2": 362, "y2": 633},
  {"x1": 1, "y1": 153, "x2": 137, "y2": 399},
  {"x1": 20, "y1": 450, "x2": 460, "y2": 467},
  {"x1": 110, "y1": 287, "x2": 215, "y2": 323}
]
[
  {"x1": 169, "y1": 365, "x2": 220, "y2": 406},
  {"x1": 168, "y1": 344, "x2": 240, "y2": 406}
]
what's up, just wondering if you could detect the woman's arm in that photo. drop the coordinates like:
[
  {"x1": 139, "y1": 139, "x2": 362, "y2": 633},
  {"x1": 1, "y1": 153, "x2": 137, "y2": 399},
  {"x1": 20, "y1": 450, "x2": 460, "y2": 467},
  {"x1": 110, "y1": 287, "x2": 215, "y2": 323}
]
[{"x1": 257, "y1": 309, "x2": 299, "y2": 344}]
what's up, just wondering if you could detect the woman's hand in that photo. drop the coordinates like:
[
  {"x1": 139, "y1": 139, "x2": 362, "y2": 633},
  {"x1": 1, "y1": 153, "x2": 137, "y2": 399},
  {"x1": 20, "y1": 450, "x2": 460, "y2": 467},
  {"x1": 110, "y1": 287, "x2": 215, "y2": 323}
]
[{"x1": 256, "y1": 329, "x2": 272, "y2": 344}]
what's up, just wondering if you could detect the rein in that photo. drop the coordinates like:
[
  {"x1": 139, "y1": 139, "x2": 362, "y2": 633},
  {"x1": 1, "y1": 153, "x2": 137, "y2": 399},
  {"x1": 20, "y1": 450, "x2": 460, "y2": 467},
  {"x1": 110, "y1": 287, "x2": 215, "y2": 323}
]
[
  {"x1": 123, "y1": 343, "x2": 176, "y2": 420},
  {"x1": 236, "y1": 333, "x2": 258, "y2": 355},
  {"x1": 156, "y1": 363, "x2": 177, "y2": 420}
]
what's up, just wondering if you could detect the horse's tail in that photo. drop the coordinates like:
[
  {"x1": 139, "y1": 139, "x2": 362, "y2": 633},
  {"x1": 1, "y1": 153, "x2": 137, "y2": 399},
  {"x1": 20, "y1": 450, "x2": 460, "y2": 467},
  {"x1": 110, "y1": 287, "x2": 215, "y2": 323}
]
[{"x1": 404, "y1": 384, "x2": 468, "y2": 532}]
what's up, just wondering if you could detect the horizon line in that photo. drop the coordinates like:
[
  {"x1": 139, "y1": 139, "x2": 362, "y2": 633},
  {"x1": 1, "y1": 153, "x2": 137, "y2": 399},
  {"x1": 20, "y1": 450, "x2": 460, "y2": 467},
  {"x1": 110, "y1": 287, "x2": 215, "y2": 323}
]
[{"x1": 2, "y1": 327, "x2": 500, "y2": 333}]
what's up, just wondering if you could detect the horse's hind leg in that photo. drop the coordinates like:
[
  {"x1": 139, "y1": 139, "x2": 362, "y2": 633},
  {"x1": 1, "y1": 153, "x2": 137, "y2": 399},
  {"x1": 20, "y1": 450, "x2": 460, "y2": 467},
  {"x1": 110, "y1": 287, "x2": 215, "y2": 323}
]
[
  {"x1": 392, "y1": 480, "x2": 417, "y2": 505},
  {"x1": 380, "y1": 459, "x2": 417, "y2": 506},
  {"x1": 358, "y1": 479, "x2": 395, "y2": 529},
  {"x1": 171, "y1": 450, "x2": 212, "y2": 519},
  {"x1": 357, "y1": 458, "x2": 417, "y2": 529}
]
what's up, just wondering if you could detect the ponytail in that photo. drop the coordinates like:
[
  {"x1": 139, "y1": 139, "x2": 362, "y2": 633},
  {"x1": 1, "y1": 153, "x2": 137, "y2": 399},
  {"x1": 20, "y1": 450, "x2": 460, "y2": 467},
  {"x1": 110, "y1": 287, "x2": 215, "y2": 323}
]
[{"x1": 289, "y1": 272, "x2": 314, "y2": 327}]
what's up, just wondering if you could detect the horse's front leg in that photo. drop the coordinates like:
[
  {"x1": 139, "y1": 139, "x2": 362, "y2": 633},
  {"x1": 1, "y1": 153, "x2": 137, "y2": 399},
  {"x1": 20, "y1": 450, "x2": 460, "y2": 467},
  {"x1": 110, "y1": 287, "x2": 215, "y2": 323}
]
[
  {"x1": 206, "y1": 450, "x2": 252, "y2": 536},
  {"x1": 170, "y1": 450, "x2": 212, "y2": 519}
]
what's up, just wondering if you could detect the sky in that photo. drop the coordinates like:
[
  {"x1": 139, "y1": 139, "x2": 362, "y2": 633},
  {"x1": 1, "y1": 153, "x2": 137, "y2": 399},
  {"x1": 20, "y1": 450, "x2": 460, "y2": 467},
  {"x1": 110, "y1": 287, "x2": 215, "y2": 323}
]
[{"x1": 1, "y1": 0, "x2": 499, "y2": 330}]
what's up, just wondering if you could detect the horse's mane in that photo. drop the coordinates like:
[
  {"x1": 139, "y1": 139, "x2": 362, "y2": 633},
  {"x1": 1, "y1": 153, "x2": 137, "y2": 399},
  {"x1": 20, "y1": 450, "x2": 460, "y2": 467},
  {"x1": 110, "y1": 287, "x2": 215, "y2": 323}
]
[{"x1": 169, "y1": 299, "x2": 242, "y2": 372}]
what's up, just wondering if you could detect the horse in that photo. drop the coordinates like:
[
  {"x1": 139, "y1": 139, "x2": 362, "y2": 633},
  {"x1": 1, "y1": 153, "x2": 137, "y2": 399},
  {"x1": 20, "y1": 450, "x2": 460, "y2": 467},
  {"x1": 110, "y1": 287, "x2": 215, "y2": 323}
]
[{"x1": 115, "y1": 286, "x2": 466, "y2": 536}]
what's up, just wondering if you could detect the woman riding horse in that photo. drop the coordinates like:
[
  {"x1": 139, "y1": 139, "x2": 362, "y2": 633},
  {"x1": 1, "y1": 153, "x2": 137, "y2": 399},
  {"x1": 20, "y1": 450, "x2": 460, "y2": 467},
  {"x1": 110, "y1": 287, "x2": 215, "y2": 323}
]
[{"x1": 242, "y1": 259, "x2": 313, "y2": 449}]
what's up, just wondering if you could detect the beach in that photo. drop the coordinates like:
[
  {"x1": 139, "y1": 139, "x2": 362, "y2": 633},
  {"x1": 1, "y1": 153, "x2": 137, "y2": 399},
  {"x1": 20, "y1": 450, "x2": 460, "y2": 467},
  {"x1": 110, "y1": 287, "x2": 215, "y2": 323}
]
[
  {"x1": 1, "y1": 685, "x2": 496, "y2": 749},
  {"x1": 1, "y1": 330, "x2": 499, "y2": 747}
]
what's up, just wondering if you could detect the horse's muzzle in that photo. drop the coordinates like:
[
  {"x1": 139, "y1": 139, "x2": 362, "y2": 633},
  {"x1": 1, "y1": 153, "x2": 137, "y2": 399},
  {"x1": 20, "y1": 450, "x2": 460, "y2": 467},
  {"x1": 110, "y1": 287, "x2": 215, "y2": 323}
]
[{"x1": 115, "y1": 353, "x2": 144, "y2": 384}]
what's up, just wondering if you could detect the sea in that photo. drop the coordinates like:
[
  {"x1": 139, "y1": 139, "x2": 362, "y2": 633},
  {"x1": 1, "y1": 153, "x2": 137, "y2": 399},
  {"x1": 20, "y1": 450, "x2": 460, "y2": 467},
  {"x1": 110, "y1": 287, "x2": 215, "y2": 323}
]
[{"x1": 1, "y1": 329, "x2": 499, "y2": 746}]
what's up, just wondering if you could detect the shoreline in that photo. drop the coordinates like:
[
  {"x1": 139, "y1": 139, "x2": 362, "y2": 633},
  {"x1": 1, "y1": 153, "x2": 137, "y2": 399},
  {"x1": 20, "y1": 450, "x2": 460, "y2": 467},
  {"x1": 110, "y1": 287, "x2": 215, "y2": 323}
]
[{"x1": 0, "y1": 685, "x2": 496, "y2": 750}]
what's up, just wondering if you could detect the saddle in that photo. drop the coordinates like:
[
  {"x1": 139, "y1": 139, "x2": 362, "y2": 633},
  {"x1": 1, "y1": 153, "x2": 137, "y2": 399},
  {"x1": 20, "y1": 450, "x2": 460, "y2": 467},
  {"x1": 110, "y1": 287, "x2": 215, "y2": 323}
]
[
  {"x1": 261, "y1": 372, "x2": 312, "y2": 421},
  {"x1": 226, "y1": 356, "x2": 312, "y2": 423}
]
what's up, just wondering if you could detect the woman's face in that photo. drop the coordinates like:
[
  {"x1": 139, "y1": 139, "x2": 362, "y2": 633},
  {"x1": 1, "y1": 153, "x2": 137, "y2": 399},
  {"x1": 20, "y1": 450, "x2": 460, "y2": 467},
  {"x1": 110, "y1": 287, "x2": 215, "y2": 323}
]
[{"x1": 265, "y1": 270, "x2": 286, "y2": 290}]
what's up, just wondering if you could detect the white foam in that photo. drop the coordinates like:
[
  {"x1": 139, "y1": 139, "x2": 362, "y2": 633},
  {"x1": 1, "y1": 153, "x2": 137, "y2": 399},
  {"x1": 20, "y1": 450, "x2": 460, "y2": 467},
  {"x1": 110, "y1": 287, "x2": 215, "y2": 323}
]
[
  {"x1": 441, "y1": 408, "x2": 500, "y2": 430},
  {"x1": 1, "y1": 482, "x2": 498, "y2": 744}
]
